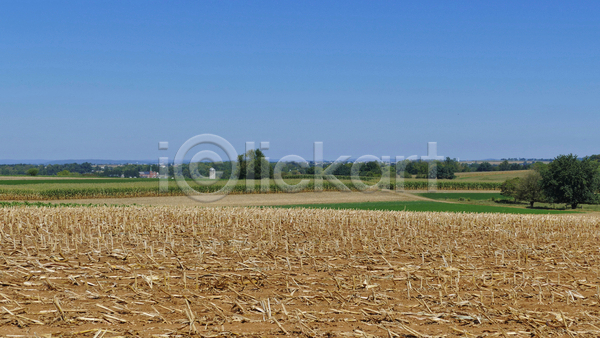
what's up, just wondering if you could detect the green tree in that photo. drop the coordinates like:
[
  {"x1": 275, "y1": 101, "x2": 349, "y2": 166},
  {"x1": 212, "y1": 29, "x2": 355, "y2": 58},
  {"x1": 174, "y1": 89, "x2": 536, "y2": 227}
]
[
  {"x1": 405, "y1": 161, "x2": 420, "y2": 175},
  {"x1": 414, "y1": 161, "x2": 430, "y2": 178},
  {"x1": 531, "y1": 162, "x2": 548, "y2": 173},
  {"x1": 253, "y1": 149, "x2": 271, "y2": 179},
  {"x1": 477, "y1": 162, "x2": 494, "y2": 172},
  {"x1": 236, "y1": 149, "x2": 272, "y2": 180},
  {"x1": 516, "y1": 171, "x2": 545, "y2": 208},
  {"x1": 236, "y1": 154, "x2": 247, "y2": 179},
  {"x1": 436, "y1": 157, "x2": 458, "y2": 179},
  {"x1": 123, "y1": 167, "x2": 139, "y2": 178},
  {"x1": 27, "y1": 168, "x2": 39, "y2": 176},
  {"x1": 541, "y1": 154, "x2": 600, "y2": 209},
  {"x1": 394, "y1": 160, "x2": 413, "y2": 179},
  {"x1": 57, "y1": 170, "x2": 71, "y2": 176},
  {"x1": 498, "y1": 160, "x2": 510, "y2": 171},
  {"x1": 500, "y1": 177, "x2": 520, "y2": 202}
]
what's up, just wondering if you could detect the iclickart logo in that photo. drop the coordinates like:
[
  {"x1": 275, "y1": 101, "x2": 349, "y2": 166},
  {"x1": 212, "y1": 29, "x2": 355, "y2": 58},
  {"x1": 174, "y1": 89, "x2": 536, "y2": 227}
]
[{"x1": 158, "y1": 134, "x2": 445, "y2": 203}]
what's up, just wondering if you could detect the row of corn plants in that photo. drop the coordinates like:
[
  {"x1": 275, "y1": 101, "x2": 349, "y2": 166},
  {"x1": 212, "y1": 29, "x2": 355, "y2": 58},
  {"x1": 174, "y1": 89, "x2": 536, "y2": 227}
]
[{"x1": 0, "y1": 180, "x2": 501, "y2": 200}]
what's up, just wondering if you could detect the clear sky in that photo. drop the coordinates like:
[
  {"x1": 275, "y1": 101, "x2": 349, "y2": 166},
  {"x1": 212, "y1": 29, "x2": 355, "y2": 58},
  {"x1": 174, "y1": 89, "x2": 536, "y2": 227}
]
[{"x1": 1, "y1": 1, "x2": 599, "y2": 162}]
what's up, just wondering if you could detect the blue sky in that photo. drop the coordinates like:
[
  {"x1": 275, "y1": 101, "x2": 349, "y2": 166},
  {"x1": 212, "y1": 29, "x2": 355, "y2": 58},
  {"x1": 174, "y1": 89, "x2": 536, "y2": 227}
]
[{"x1": 1, "y1": 1, "x2": 599, "y2": 162}]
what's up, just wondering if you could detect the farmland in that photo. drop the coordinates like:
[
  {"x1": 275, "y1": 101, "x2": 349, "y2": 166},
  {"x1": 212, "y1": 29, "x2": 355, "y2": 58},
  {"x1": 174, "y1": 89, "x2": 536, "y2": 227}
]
[
  {"x1": 3, "y1": 173, "x2": 596, "y2": 214},
  {"x1": 416, "y1": 192, "x2": 505, "y2": 201},
  {"x1": 24, "y1": 191, "x2": 424, "y2": 208},
  {"x1": 275, "y1": 201, "x2": 576, "y2": 215},
  {"x1": 0, "y1": 177, "x2": 505, "y2": 201},
  {"x1": 454, "y1": 171, "x2": 531, "y2": 182},
  {"x1": 415, "y1": 192, "x2": 600, "y2": 213},
  {"x1": 1, "y1": 205, "x2": 600, "y2": 337}
]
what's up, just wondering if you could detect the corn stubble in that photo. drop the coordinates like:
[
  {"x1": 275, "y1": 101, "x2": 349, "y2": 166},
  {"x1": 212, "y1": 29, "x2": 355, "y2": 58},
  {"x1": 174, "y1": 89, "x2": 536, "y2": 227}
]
[{"x1": 0, "y1": 206, "x2": 599, "y2": 337}]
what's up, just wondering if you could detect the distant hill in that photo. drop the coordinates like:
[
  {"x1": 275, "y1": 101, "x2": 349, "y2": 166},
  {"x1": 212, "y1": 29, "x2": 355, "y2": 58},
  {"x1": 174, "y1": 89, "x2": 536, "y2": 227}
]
[
  {"x1": 0, "y1": 159, "x2": 156, "y2": 165},
  {"x1": 0, "y1": 160, "x2": 49, "y2": 165}
]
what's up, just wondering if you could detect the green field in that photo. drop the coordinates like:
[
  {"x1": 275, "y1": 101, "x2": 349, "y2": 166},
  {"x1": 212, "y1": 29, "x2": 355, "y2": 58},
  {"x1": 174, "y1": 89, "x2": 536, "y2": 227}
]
[
  {"x1": 275, "y1": 201, "x2": 577, "y2": 214},
  {"x1": 415, "y1": 191, "x2": 600, "y2": 212}
]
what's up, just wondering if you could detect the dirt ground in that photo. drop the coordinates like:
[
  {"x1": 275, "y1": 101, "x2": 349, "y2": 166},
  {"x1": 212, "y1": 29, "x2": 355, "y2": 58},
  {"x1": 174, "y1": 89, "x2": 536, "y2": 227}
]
[
  {"x1": 1, "y1": 206, "x2": 600, "y2": 337},
  {"x1": 41, "y1": 191, "x2": 427, "y2": 207}
]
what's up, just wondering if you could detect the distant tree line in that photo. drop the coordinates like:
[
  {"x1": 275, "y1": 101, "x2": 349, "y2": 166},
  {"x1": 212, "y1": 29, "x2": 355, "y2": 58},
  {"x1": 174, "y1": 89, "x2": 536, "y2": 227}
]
[
  {"x1": 0, "y1": 162, "x2": 160, "y2": 177},
  {"x1": 233, "y1": 150, "x2": 463, "y2": 180},
  {"x1": 464, "y1": 160, "x2": 535, "y2": 172},
  {"x1": 96, "y1": 164, "x2": 159, "y2": 178},
  {"x1": 0, "y1": 158, "x2": 504, "y2": 181},
  {"x1": 3, "y1": 155, "x2": 598, "y2": 186},
  {"x1": 1, "y1": 163, "x2": 95, "y2": 176},
  {"x1": 173, "y1": 162, "x2": 234, "y2": 180},
  {"x1": 232, "y1": 155, "x2": 600, "y2": 181}
]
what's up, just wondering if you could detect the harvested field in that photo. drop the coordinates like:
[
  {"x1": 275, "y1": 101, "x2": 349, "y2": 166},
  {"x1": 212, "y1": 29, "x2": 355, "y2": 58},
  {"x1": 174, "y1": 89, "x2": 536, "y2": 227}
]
[
  {"x1": 40, "y1": 191, "x2": 425, "y2": 207},
  {"x1": 1, "y1": 206, "x2": 600, "y2": 337}
]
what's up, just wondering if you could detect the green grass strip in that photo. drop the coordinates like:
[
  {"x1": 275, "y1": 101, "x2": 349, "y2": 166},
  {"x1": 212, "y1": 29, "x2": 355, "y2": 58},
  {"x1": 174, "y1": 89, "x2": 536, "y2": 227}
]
[{"x1": 272, "y1": 201, "x2": 576, "y2": 214}]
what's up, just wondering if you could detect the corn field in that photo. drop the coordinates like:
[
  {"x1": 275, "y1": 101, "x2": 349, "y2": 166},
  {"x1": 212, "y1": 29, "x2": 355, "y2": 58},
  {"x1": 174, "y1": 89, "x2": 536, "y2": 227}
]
[
  {"x1": 0, "y1": 206, "x2": 598, "y2": 337},
  {"x1": 0, "y1": 181, "x2": 501, "y2": 200}
]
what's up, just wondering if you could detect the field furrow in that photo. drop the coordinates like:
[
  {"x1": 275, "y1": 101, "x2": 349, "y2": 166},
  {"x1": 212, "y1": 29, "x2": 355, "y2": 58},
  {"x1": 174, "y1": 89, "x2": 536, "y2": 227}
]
[{"x1": 0, "y1": 206, "x2": 599, "y2": 337}]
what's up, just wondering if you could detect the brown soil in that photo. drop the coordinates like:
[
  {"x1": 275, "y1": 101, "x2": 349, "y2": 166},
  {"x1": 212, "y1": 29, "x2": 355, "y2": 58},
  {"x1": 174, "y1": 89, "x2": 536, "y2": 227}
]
[
  {"x1": 39, "y1": 191, "x2": 426, "y2": 207},
  {"x1": 1, "y1": 206, "x2": 599, "y2": 337}
]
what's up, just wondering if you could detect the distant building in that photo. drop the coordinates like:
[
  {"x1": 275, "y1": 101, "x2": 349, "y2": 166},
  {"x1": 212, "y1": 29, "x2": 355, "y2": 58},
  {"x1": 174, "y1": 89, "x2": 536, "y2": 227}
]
[
  {"x1": 209, "y1": 168, "x2": 216, "y2": 179},
  {"x1": 139, "y1": 171, "x2": 159, "y2": 178}
]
